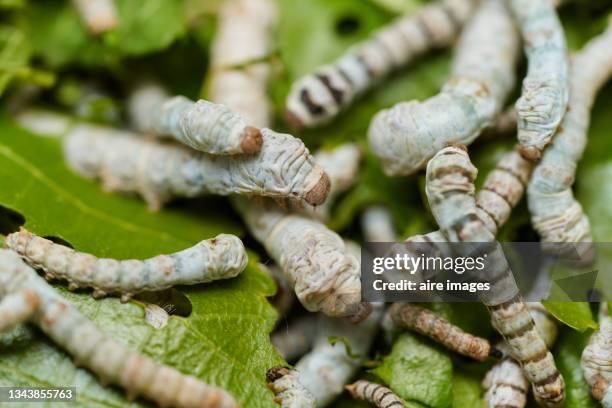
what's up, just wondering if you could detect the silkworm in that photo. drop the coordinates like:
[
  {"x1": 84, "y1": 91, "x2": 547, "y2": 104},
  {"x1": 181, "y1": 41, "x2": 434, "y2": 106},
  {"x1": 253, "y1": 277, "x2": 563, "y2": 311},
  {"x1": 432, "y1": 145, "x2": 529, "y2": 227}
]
[
  {"x1": 72, "y1": 0, "x2": 118, "y2": 34},
  {"x1": 508, "y1": 0, "x2": 569, "y2": 160},
  {"x1": 4, "y1": 228, "x2": 247, "y2": 302},
  {"x1": 361, "y1": 206, "x2": 397, "y2": 242},
  {"x1": 294, "y1": 304, "x2": 383, "y2": 406},
  {"x1": 0, "y1": 249, "x2": 238, "y2": 408},
  {"x1": 369, "y1": 0, "x2": 520, "y2": 176},
  {"x1": 208, "y1": 0, "x2": 278, "y2": 128},
  {"x1": 0, "y1": 289, "x2": 40, "y2": 333},
  {"x1": 128, "y1": 83, "x2": 263, "y2": 155},
  {"x1": 272, "y1": 315, "x2": 319, "y2": 361},
  {"x1": 528, "y1": 22, "x2": 612, "y2": 253},
  {"x1": 232, "y1": 197, "x2": 360, "y2": 317},
  {"x1": 425, "y1": 145, "x2": 565, "y2": 407},
  {"x1": 62, "y1": 123, "x2": 330, "y2": 211},
  {"x1": 346, "y1": 380, "x2": 404, "y2": 408},
  {"x1": 266, "y1": 367, "x2": 316, "y2": 408},
  {"x1": 388, "y1": 302, "x2": 498, "y2": 361},
  {"x1": 284, "y1": 0, "x2": 478, "y2": 129},
  {"x1": 581, "y1": 303, "x2": 612, "y2": 405}
]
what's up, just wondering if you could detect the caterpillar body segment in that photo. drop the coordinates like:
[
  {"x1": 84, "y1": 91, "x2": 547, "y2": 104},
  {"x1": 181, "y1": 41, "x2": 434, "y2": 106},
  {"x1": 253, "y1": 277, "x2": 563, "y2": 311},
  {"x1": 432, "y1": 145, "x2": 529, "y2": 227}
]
[
  {"x1": 4, "y1": 228, "x2": 247, "y2": 301},
  {"x1": 0, "y1": 289, "x2": 40, "y2": 333},
  {"x1": 508, "y1": 0, "x2": 569, "y2": 160},
  {"x1": 388, "y1": 303, "x2": 496, "y2": 361},
  {"x1": 72, "y1": 0, "x2": 118, "y2": 34},
  {"x1": 368, "y1": 0, "x2": 520, "y2": 176},
  {"x1": 284, "y1": 0, "x2": 478, "y2": 129},
  {"x1": 63, "y1": 124, "x2": 330, "y2": 210},
  {"x1": 425, "y1": 146, "x2": 565, "y2": 407},
  {"x1": 528, "y1": 22, "x2": 612, "y2": 250},
  {"x1": 266, "y1": 367, "x2": 316, "y2": 408},
  {"x1": 581, "y1": 303, "x2": 612, "y2": 404},
  {"x1": 483, "y1": 358, "x2": 529, "y2": 408},
  {"x1": 346, "y1": 380, "x2": 405, "y2": 408},
  {"x1": 0, "y1": 249, "x2": 239, "y2": 408},
  {"x1": 232, "y1": 197, "x2": 360, "y2": 317},
  {"x1": 361, "y1": 206, "x2": 397, "y2": 242}
]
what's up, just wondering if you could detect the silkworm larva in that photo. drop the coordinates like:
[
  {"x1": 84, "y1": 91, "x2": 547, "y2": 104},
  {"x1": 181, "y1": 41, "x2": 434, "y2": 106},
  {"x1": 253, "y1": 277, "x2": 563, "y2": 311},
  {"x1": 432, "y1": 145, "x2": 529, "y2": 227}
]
[
  {"x1": 63, "y1": 123, "x2": 330, "y2": 211},
  {"x1": 508, "y1": 0, "x2": 569, "y2": 160},
  {"x1": 4, "y1": 228, "x2": 247, "y2": 302},
  {"x1": 388, "y1": 303, "x2": 498, "y2": 361},
  {"x1": 528, "y1": 22, "x2": 612, "y2": 251},
  {"x1": 232, "y1": 197, "x2": 360, "y2": 317},
  {"x1": 346, "y1": 380, "x2": 404, "y2": 408},
  {"x1": 128, "y1": 83, "x2": 263, "y2": 155},
  {"x1": 271, "y1": 314, "x2": 319, "y2": 361},
  {"x1": 295, "y1": 304, "x2": 383, "y2": 406},
  {"x1": 284, "y1": 0, "x2": 478, "y2": 129},
  {"x1": 0, "y1": 289, "x2": 40, "y2": 333},
  {"x1": 581, "y1": 303, "x2": 612, "y2": 405},
  {"x1": 266, "y1": 367, "x2": 316, "y2": 408},
  {"x1": 72, "y1": 0, "x2": 118, "y2": 34},
  {"x1": 425, "y1": 145, "x2": 565, "y2": 407},
  {"x1": 361, "y1": 206, "x2": 397, "y2": 242},
  {"x1": 369, "y1": 0, "x2": 520, "y2": 176},
  {"x1": 0, "y1": 249, "x2": 238, "y2": 408},
  {"x1": 208, "y1": 0, "x2": 278, "y2": 128}
]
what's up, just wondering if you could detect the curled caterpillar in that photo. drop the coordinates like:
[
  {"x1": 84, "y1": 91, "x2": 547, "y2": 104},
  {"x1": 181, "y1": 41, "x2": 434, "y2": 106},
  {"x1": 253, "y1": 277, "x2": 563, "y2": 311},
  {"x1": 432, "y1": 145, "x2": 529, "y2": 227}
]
[
  {"x1": 388, "y1": 303, "x2": 498, "y2": 361},
  {"x1": 208, "y1": 0, "x2": 278, "y2": 128},
  {"x1": 4, "y1": 228, "x2": 247, "y2": 302},
  {"x1": 361, "y1": 206, "x2": 397, "y2": 242},
  {"x1": 581, "y1": 303, "x2": 612, "y2": 405},
  {"x1": 369, "y1": 0, "x2": 520, "y2": 176},
  {"x1": 128, "y1": 84, "x2": 263, "y2": 155},
  {"x1": 266, "y1": 367, "x2": 316, "y2": 408},
  {"x1": 272, "y1": 314, "x2": 319, "y2": 361},
  {"x1": 0, "y1": 289, "x2": 40, "y2": 333},
  {"x1": 0, "y1": 249, "x2": 238, "y2": 408},
  {"x1": 508, "y1": 0, "x2": 569, "y2": 160},
  {"x1": 346, "y1": 380, "x2": 405, "y2": 408},
  {"x1": 284, "y1": 0, "x2": 478, "y2": 129},
  {"x1": 62, "y1": 123, "x2": 330, "y2": 211},
  {"x1": 232, "y1": 197, "x2": 360, "y2": 317},
  {"x1": 528, "y1": 21, "x2": 612, "y2": 254},
  {"x1": 72, "y1": 0, "x2": 118, "y2": 34},
  {"x1": 425, "y1": 145, "x2": 565, "y2": 407}
]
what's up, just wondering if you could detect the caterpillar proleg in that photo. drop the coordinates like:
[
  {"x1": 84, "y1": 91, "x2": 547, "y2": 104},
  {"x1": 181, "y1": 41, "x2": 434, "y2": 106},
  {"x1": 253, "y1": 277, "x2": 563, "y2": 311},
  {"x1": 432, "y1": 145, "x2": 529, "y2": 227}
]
[
  {"x1": 72, "y1": 0, "x2": 118, "y2": 34},
  {"x1": 345, "y1": 380, "x2": 405, "y2": 408},
  {"x1": 4, "y1": 228, "x2": 247, "y2": 302},
  {"x1": 0, "y1": 249, "x2": 239, "y2": 408},
  {"x1": 508, "y1": 0, "x2": 569, "y2": 160},
  {"x1": 369, "y1": 0, "x2": 520, "y2": 176},
  {"x1": 581, "y1": 303, "x2": 612, "y2": 405},
  {"x1": 528, "y1": 21, "x2": 612, "y2": 251},
  {"x1": 284, "y1": 0, "x2": 478, "y2": 128},
  {"x1": 0, "y1": 289, "x2": 40, "y2": 333},
  {"x1": 266, "y1": 367, "x2": 316, "y2": 408}
]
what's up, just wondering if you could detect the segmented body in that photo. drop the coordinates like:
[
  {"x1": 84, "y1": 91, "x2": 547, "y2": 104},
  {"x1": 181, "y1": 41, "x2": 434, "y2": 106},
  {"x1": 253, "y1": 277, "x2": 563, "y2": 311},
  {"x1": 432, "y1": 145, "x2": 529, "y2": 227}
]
[
  {"x1": 0, "y1": 289, "x2": 40, "y2": 333},
  {"x1": 63, "y1": 124, "x2": 329, "y2": 211},
  {"x1": 72, "y1": 0, "x2": 118, "y2": 34},
  {"x1": 369, "y1": 0, "x2": 520, "y2": 176},
  {"x1": 581, "y1": 303, "x2": 612, "y2": 405},
  {"x1": 4, "y1": 228, "x2": 247, "y2": 302},
  {"x1": 346, "y1": 380, "x2": 404, "y2": 408},
  {"x1": 508, "y1": 0, "x2": 569, "y2": 160},
  {"x1": 425, "y1": 145, "x2": 565, "y2": 407},
  {"x1": 266, "y1": 367, "x2": 316, "y2": 408},
  {"x1": 285, "y1": 0, "x2": 478, "y2": 128},
  {"x1": 528, "y1": 22, "x2": 612, "y2": 254},
  {"x1": 0, "y1": 249, "x2": 238, "y2": 408}
]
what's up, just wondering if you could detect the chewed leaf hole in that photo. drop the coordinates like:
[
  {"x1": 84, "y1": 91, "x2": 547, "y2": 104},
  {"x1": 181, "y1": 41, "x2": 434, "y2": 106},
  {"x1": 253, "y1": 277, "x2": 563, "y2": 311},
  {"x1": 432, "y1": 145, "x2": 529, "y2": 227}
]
[
  {"x1": 0, "y1": 205, "x2": 25, "y2": 236},
  {"x1": 43, "y1": 236, "x2": 74, "y2": 249},
  {"x1": 335, "y1": 15, "x2": 361, "y2": 36},
  {"x1": 136, "y1": 288, "x2": 192, "y2": 318}
]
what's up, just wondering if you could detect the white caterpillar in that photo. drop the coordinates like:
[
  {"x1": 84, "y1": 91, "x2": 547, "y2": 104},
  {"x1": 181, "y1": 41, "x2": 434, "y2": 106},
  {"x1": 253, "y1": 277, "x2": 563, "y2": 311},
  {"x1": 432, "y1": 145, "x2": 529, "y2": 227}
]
[
  {"x1": 425, "y1": 145, "x2": 565, "y2": 407},
  {"x1": 581, "y1": 303, "x2": 612, "y2": 406},
  {"x1": 361, "y1": 206, "x2": 397, "y2": 242},
  {"x1": 508, "y1": 0, "x2": 569, "y2": 160},
  {"x1": 72, "y1": 0, "x2": 118, "y2": 34},
  {"x1": 284, "y1": 0, "x2": 478, "y2": 128},
  {"x1": 208, "y1": 0, "x2": 278, "y2": 128},
  {"x1": 528, "y1": 21, "x2": 612, "y2": 253},
  {"x1": 62, "y1": 123, "x2": 330, "y2": 211},
  {"x1": 4, "y1": 228, "x2": 247, "y2": 302},
  {"x1": 272, "y1": 314, "x2": 319, "y2": 361},
  {"x1": 232, "y1": 197, "x2": 360, "y2": 317},
  {"x1": 0, "y1": 288, "x2": 40, "y2": 333},
  {"x1": 266, "y1": 367, "x2": 316, "y2": 408},
  {"x1": 128, "y1": 84, "x2": 263, "y2": 155},
  {"x1": 0, "y1": 249, "x2": 238, "y2": 408},
  {"x1": 369, "y1": 0, "x2": 520, "y2": 176},
  {"x1": 346, "y1": 380, "x2": 405, "y2": 408}
]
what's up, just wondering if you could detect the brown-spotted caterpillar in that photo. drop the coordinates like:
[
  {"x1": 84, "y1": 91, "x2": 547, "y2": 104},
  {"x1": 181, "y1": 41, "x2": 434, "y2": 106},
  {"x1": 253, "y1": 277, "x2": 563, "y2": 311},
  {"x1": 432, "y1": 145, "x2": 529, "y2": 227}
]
[
  {"x1": 4, "y1": 228, "x2": 247, "y2": 302},
  {"x1": 128, "y1": 83, "x2": 263, "y2": 155},
  {"x1": 346, "y1": 380, "x2": 405, "y2": 408},
  {"x1": 369, "y1": 0, "x2": 520, "y2": 176},
  {"x1": 0, "y1": 249, "x2": 239, "y2": 408},
  {"x1": 426, "y1": 145, "x2": 565, "y2": 407},
  {"x1": 266, "y1": 367, "x2": 316, "y2": 408},
  {"x1": 284, "y1": 0, "x2": 478, "y2": 129},
  {"x1": 72, "y1": 0, "x2": 118, "y2": 34},
  {"x1": 581, "y1": 303, "x2": 612, "y2": 406}
]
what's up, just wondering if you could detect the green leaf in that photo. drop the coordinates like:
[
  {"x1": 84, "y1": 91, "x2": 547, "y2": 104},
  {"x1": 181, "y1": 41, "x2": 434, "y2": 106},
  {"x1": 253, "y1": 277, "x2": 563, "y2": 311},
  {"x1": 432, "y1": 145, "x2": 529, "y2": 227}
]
[
  {"x1": 451, "y1": 371, "x2": 482, "y2": 408},
  {"x1": 0, "y1": 114, "x2": 284, "y2": 406},
  {"x1": 372, "y1": 333, "x2": 453, "y2": 408},
  {"x1": 543, "y1": 302, "x2": 598, "y2": 332}
]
